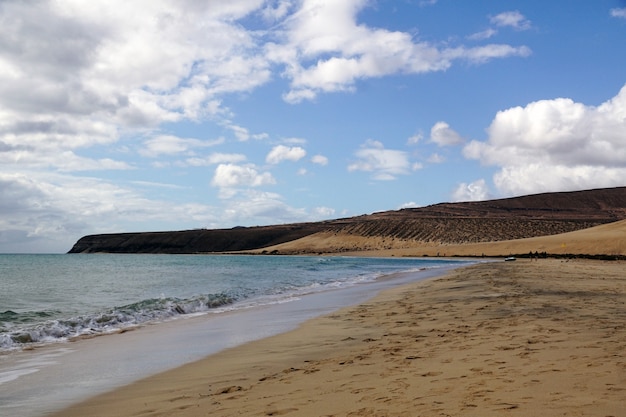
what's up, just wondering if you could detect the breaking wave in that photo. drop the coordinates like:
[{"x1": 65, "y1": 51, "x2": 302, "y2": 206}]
[{"x1": 0, "y1": 293, "x2": 235, "y2": 350}]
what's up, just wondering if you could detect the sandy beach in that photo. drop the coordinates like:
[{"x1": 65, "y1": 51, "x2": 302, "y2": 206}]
[{"x1": 52, "y1": 258, "x2": 625, "y2": 417}]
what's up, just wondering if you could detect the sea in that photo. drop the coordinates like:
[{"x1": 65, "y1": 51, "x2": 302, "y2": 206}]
[{"x1": 0, "y1": 254, "x2": 473, "y2": 416}]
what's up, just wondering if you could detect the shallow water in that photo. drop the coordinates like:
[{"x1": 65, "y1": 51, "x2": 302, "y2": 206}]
[
  {"x1": 0, "y1": 254, "x2": 472, "y2": 416},
  {"x1": 0, "y1": 254, "x2": 465, "y2": 351}
]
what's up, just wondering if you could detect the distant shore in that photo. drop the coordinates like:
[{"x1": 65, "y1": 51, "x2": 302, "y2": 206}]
[{"x1": 54, "y1": 259, "x2": 625, "y2": 416}]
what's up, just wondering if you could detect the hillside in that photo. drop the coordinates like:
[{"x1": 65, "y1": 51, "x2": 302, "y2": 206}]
[
  {"x1": 262, "y1": 219, "x2": 626, "y2": 258},
  {"x1": 68, "y1": 186, "x2": 626, "y2": 255}
]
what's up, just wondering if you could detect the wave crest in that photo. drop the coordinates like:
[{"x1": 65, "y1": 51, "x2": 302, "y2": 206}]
[{"x1": 0, "y1": 293, "x2": 236, "y2": 350}]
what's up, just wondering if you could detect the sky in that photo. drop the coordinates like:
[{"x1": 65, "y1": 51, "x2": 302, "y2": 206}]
[{"x1": 1, "y1": 0, "x2": 625, "y2": 253}]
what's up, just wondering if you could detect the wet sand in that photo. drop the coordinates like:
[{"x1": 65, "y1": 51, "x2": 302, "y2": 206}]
[{"x1": 54, "y1": 259, "x2": 625, "y2": 417}]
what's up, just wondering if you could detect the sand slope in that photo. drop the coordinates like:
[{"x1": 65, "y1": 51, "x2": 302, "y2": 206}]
[{"x1": 259, "y1": 219, "x2": 626, "y2": 257}]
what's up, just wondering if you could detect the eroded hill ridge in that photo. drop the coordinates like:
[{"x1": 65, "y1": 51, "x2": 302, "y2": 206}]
[{"x1": 68, "y1": 186, "x2": 626, "y2": 254}]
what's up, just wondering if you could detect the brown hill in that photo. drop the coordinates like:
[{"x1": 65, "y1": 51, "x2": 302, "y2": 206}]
[
  {"x1": 68, "y1": 186, "x2": 626, "y2": 255},
  {"x1": 264, "y1": 219, "x2": 626, "y2": 257}
]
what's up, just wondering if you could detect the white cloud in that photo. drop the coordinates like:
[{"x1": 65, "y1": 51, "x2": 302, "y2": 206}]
[
  {"x1": 430, "y1": 121, "x2": 464, "y2": 146},
  {"x1": 452, "y1": 179, "x2": 491, "y2": 202},
  {"x1": 312, "y1": 206, "x2": 336, "y2": 217},
  {"x1": 490, "y1": 11, "x2": 532, "y2": 30},
  {"x1": 348, "y1": 140, "x2": 412, "y2": 180},
  {"x1": 272, "y1": 0, "x2": 532, "y2": 103},
  {"x1": 211, "y1": 163, "x2": 276, "y2": 198},
  {"x1": 219, "y1": 189, "x2": 308, "y2": 225},
  {"x1": 311, "y1": 154, "x2": 329, "y2": 165},
  {"x1": 468, "y1": 28, "x2": 497, "y2": 41},
  {"x1": 0, "y1": 0, "x2": 535, "y2": 161},
  {"x1": 131, "y1": 180, "x2": 187, "y2": 190},
  {"x1": 407, "y1": 132, "x2": 423, "y2": 145},
  {"x1": 427, "y1": 153, "x2": 446, "y2": 163},
  {"x1": 229, "y1": 125, "x2": 253, "y2": 141},
  {"x1": 445, "y1": 44, "x2": 531, "y2": 65},
  {"x1": 0, "y1": 145, "x2": 133, "y2": 172},
  {"x1": 464, "y1": 84, "x2": 626, "y2": 196},
  {"x1": 468, "y1": 11, "x2": 531, "y2": 43},
  {"x1": 140, "y1": 135, "x2": 223, "y2": 157},
  {"x1": 0, "y1": 1, "x2": 271, "y2": 168},
  {"x1": 266, "y1": 145, "x2": 307, "y2": 164},
  {"x1": 225, "y1": 124, "x2": 269, "y2": 142},
  {"x1": 283, "y1": 137, "x2": 308, "y2": 145},
  {"x1": 185, "y1": 153, "x2": 247, "y2": 167},
  {"x1": 0, "y1": 171, "x2": 220, "y2": 252},
  {"x1": 262, "y1": 1, "x2": 292, "y2": 21},
  {"x1": 610, "y1": 8, "x2": 626, "y2": 18}
]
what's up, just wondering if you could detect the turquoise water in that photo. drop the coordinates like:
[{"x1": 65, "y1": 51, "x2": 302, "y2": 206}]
[{"x1": 0, "y1": 254, "x2": 468, "y2": 351}]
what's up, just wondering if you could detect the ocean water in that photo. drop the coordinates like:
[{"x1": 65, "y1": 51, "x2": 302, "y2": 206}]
[
  {"x1": 0, "y1": 254, "x2": 467, "y2": 352},
  {"x1": 0, "y1": 254, "x2": 472, "y2": 417}
]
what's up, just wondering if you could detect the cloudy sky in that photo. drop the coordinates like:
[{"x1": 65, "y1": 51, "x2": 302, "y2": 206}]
[{"x1": 1, "y1": 0, "x2": 625, "y2": 253}]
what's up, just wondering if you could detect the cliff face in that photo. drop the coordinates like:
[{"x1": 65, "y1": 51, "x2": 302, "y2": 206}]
[
  {"x1": 68, "y1": 224, "x2": 328, "y2": 254},
  {"x1": 68, "y1": 186, "x2": 626, "y2": 254}
]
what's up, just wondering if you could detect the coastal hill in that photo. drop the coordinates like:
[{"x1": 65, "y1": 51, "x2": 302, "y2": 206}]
[{"x1": 68, "y1": 186, "x2": 626, "y2": 256}]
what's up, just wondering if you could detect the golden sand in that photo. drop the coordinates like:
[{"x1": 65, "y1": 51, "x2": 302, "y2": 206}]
[
  {"x1": 260, "y1": 219, "x2": 626, "y2": 257},
  {"x1": 54, "y1": 259, "x2": 625, "y2": 417}
]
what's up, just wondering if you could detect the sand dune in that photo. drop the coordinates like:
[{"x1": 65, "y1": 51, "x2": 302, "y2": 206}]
[{"x1": 258, "y1": 219, "x2": 626, "y2": 257}]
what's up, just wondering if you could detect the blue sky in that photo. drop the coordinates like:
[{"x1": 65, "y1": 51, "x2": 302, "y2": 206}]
[{"x1": 1, "y1": 0, "x2": 625, "y2": 253}]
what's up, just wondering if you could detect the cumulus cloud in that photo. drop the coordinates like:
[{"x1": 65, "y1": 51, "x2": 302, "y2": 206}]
[
  {"x1": 311, "y1": 154, "x2": 329, "y2": 165},
  {"x1": 271, "y1": 0, "x2": 531, "y2": 103},
  {"x1": 452, "y1": 179, "x2": 491, "y2": 202},
  {"x1": 0, "y1": 0, "x2": 534, "y2": 149},
  {"x1": 266, "y1": 145, "x2": 307, "y2": 164},
  {"x1": 0, "y1": 1, "x2": 270, "y2": 141},
  {"x1": 0, "y1": 0, "x2": 275, "y2": 204},
  {"x1": 211, "y1": 163, "x2": 276, "y2": 198},
  {"x1": 490, "y1": 11, "x2": 532, "y2": 30},
  {"x1": 463, "y1": 84, "x2": 626, "y2": 196},
  {"x1": 429, "y1": 122, "x2": 464, "y2": 146},
  {"x1": 348, "y1": 140, "x2": 413, "y2": 180}
]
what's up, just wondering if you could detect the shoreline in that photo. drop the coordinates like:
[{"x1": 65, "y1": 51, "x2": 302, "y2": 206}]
[
  {"x1": 1, "y1": 260, "x2": 465, "y2": 417},
  {"x1": 53, "y1": 259, "x2": 625, "y2": 416}
]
